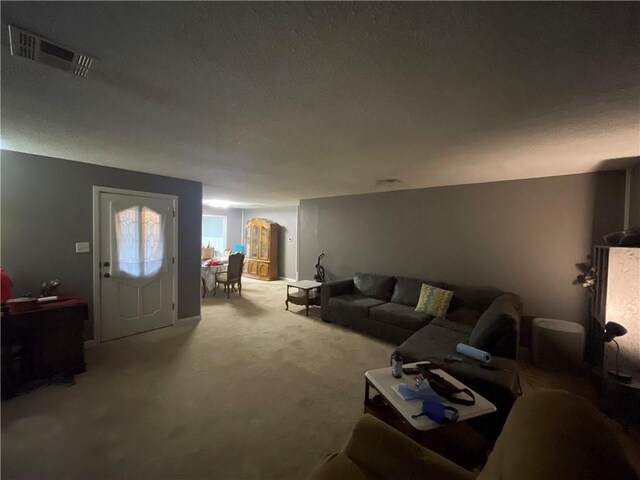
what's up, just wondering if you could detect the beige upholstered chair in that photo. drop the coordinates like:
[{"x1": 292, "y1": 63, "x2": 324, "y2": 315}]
[{"x1": 309, "y1": 389, "x2": 638, "y2": 480}]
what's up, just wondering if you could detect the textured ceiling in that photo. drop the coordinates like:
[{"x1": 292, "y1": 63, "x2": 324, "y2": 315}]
[{"x1": 1, "y1": 2, "x2": 639, "y2": 205}]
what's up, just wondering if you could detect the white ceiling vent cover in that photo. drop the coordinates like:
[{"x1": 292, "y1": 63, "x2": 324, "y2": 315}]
[{"x1": 8, "y1": 25, "x2": 98, "y2": 78}]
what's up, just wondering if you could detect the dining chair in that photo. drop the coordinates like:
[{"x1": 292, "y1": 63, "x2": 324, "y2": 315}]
[{"x1": 214, "y1": 252, "x2": 245, "y2": 298}]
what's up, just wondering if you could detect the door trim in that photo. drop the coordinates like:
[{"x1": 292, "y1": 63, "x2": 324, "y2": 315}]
[{"x1": 91, "y1": 186, "x2": 179, "y2": 344}]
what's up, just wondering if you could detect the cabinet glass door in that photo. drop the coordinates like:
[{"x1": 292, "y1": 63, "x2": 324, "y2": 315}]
[
  {"x1": 251, "y1": 225, "x2": 258, "y2": 257},
  {"x1": 260, "y1": 227, "x2": 268, "y2": 259},
  {"x1": 245, "y1": 225, "x2": 251, "y2": 256}
]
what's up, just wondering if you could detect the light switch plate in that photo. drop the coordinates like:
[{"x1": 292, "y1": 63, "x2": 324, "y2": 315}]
[{"x1": 75, "y1": 242, "x2": 90, "y2": 253}]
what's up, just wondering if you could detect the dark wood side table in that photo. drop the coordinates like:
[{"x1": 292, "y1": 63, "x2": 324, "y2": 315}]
[
  {"x1": 2, "y1": 297, "x2": 87, "y2": 397},
  {"x1": 285, "y1": 280, "x2": 321, "y2": 316}
]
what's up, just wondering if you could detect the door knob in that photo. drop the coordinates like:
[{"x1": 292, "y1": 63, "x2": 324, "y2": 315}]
[
  {"x1": 103, "y1": 261, "x2": 110, "y2": 267},
  {"x1": 104, "y1": 273, "x2": 111, "y2": 278}
]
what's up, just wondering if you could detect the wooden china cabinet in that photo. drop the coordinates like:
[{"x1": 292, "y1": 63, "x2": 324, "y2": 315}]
[{"x1": 243, "y1": 218, "x2": 279, "y2": 280}]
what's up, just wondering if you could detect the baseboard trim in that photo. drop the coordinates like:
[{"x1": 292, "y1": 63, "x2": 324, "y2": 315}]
[
  {"x1": 177, "y1": 315, "x2": 201, "y2": 324},
  {"x1": 83, "y1": 317, "x2": 199, "y2": 347},
  {"x1": 279, "y1": 276, "x2": 297, "y2": 282}
]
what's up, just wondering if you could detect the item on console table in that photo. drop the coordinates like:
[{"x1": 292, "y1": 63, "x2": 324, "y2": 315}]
[
  {"x1": 40, "y1": 278, "x2": 61, "y2": 297},
  {"x1": 37, "y1": 296, "x2": 58, "y2": 303},
  {"x1": 456, "y1": 343, "x2": 491, "y2": 364},
  {"x1": 1, "y1": 268, "x2": 13, "y2": 302}
]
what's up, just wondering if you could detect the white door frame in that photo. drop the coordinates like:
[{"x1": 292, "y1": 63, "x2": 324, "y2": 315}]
[{"x1": 90, "y1": 186, "x2": 178, "y2": 346}]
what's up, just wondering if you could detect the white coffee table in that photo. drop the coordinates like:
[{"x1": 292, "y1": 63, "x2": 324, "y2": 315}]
[{"x1": 364, "y1": 362, "x2": 496, "y2": 432}]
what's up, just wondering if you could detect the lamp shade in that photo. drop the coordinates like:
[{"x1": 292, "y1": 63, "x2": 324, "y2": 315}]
[{"x1": 604, "y1": 321, "x2": 628, "y2": 342}]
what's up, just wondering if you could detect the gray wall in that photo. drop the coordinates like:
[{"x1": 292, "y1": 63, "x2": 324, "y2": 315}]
[
  {"x1": 202, "y1": 205, "x2": 243, "y2": 248},
  {"x1": 242, "y1": 206, "x2": 298, "y2": 280},
  {"x1": 1, "y1": 150, "x2": 202, "y2": 340},
  {"x1": 628, "y1": 160, "x2": 640, "y2": 228},
  {"x1": 299, "y1": 172, "x2": 626, "y2": 324}
]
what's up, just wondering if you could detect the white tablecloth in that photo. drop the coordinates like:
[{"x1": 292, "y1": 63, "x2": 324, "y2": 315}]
[{"x1": 201, "y1": 264, "x2": 228, "y2": 291}]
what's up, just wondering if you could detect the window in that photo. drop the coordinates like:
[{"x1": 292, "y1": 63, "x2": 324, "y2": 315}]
[
  {"x1": 202, "y1": 215, "x2": 227, "y2": 255},
  {"x1": 114, "y1": 206, "x2": 165, "y2": 277}
]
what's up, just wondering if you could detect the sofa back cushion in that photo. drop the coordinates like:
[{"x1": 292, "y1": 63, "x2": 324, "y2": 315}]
[
  {"x1": 469, "y1": 293, "x2": 520, "y2": 354},
  {"x1": 390, "y1": 277, "x2": 447, "y2": 307},
  {"x1": 354, "y1": 273, "x2": 396, "y2": 301},
  {"x1": 449, "y1": 285, "x2": 504, "y2": 312}
]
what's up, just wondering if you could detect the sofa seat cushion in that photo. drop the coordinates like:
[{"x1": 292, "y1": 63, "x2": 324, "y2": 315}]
[
  {"x1": 446, "y1": 307, "x2": 482, "y2": 328},
  {"x1": 429, "y1": 317, "x2": 474, "y2": 335},
  {"x1": 369, "y1": 303, "x2": 432, "y2": 331},
  {"x1": 395, "y1": 323, "x2": 470, "y2": 363},
  {"x1": 329, "y1": 294, "x2": 386, "y2": 317},
  {"x1": 354, "y1": 273, "x2": 396, "y2": 301}
]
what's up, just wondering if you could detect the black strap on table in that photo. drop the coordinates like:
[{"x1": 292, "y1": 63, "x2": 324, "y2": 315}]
[{"x1": 419, "y1": 366, "x2": 477, "y2": 406}]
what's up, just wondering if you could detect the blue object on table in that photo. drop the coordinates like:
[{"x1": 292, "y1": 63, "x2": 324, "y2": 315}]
[
  {"x1": 398, "y1": 381, "x2": 439, "y2": 400},
  {"x1": 399, "y1": 381, "x2": 459, "y2": 424},
  {"x1": 232, "y1": 244, "x2": 245, "y2": 253},
  {"x1": 413, "y1": 399, "x2": 460, "y2": 424}
]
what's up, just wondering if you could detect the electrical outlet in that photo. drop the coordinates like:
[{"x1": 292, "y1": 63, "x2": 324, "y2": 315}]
[{"x1": 75, "y1": 242, "x2": 90, "y2": 253}]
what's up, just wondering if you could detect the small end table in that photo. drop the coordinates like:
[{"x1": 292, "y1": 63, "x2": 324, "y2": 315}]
[
  {"x1": 592, "y1": 367, "x2": 640, "y2": 430},
  {"x1": 285, "y1": 280, "x2": 321, "y2": 316}
]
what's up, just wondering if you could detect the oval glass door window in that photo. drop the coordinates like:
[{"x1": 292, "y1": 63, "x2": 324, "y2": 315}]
[{"x1": 113, "y1": 206, "x2": 165, "y2": 277}]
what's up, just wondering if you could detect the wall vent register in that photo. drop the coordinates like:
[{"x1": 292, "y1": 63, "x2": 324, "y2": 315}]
[{"x1": 8, "y1": 25, "x2": 98, "y2": 78}]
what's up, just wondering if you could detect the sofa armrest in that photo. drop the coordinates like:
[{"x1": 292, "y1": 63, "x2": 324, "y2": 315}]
[
  {"x1": 342, "y1": 414, "x2": 475, "y2": 480},
  {"x1": 321, "y1": 279, "x2": 354, "y2": 321},
  {"x1": 469, "y1": 293, "x2": 521, "y2": 360}
]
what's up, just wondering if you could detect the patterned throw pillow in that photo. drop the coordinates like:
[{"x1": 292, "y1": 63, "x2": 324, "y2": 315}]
[{"x1": 415, "y1": 283, "x2": 454, "y2": 317}]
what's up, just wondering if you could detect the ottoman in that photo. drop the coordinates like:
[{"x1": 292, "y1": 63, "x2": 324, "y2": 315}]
[{"x1": 532, "y1": 317, "x2": 585, "y2": 372}]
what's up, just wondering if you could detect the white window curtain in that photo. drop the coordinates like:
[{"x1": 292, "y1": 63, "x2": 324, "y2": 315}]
[{"x1": 111, "y1": 205, "x2": 166, "y2": 278}]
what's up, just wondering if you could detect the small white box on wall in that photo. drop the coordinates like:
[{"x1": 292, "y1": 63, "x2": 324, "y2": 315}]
[{"x1": 75, "y1": 242, "x2": 90, "y2": 253}]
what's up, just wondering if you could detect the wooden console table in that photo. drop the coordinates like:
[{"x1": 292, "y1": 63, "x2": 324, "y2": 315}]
[
  {"x1": 285, "y1": 280, "x2": 321, "y2": 316},
  {"x1": 2, "y1": 297, "x2": 87, "y2": 397}
]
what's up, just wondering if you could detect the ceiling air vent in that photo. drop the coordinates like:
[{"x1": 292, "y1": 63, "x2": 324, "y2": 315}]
[
  {"x1": 375, "y1": 178, "x2": 402, "y2": 186},
  {"x1": 8, "y1": 25, "x2": 98, "y2": 78}
]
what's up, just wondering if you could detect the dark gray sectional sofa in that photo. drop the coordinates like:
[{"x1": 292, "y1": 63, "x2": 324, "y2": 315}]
[
  {"x1": 321, "y1": 273, "x2": 521, "y2": 359},
  {"x1": 322, "y1": 273, "x2": 522, "y2": 437}
]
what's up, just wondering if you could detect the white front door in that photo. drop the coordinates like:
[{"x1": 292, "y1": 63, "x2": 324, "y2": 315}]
[{"x1": 99, "y1": 192, "x2": 176, "y2": 341}]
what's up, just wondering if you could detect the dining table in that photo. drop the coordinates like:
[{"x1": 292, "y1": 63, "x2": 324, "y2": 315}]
[{"x1": 201, "y1": 261, "x2": 228, "y2": 297}]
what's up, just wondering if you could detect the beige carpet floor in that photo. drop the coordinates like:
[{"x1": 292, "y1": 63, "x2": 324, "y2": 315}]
[{"x1": 1, "y1": 279, "x2": 393, "y2": 480}]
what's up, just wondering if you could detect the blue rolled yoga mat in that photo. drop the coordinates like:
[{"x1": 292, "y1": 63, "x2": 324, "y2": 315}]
[{"x1": 456, "y1": 343, "x2": 491, "y2": 363}]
